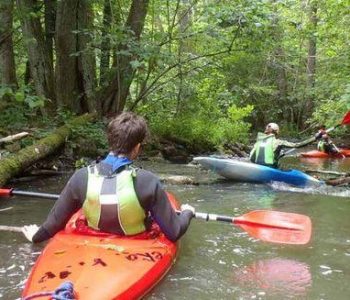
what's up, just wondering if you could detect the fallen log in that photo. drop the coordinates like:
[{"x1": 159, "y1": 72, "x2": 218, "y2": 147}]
[
  {"x1": 0, "y1": 113, "x2": 95, "y2": 187},
  {"x1": 305, "y1": 169, "x2": 348, "y2": 176},
  {"x1": 326, "y1": 177, "x2": 350, "y2": 186}
]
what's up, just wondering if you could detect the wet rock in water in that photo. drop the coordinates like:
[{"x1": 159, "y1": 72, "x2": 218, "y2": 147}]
[{"x1": 159, "y1": 175, "x2": 199, "y2": 185}]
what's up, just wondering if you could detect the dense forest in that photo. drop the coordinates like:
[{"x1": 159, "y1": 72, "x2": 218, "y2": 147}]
[{"x1": 0, "y1": 0, "x2": 349, "y2": 154}]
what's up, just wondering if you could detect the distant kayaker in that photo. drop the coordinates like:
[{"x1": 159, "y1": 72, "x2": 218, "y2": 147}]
[
  {"x1": 315, "y1": 125, "x2": 339, "y2": 155},
  {"x1": 250, "y1": 123, "x2": 316, "y2": 168},
  {"x1": 22, "y1": 112, "x2": 195, "y2": 243}
]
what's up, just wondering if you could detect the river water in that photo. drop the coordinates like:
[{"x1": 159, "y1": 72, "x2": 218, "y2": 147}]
[{"x1": 1, "y1": 151, "x2": 350, "y2": 299}]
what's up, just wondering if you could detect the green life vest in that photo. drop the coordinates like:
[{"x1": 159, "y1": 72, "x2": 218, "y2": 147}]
[
  {"x1": 317, "y1": 140, "x2": 325, "y2": 152},
  {"x1": 249, "y1": 133, "x2": 276, "y2": 167},
  {"x1": 83, "y1": 165, "x2": 146, "y2": 235}
]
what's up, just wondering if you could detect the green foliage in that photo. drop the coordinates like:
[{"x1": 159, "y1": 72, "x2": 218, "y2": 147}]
[
  {"x1": 75, "y1": 157, "x2": 90, "y2": 169},
  {"x1": 0, "y1": 85, "x2": 45, "y2": 109},
  {"x1": 0, "y1": 104, "x2": 28, "y2": 132},
  {"x1": 311, "y1": 84, "x2": 350, "y2": 131},
  {"x1": 148, "y1": 103, "x2": 253, "y2": 150},
  {"x1": 70, "y1": 121, "x2": 108, "y2": 151}
]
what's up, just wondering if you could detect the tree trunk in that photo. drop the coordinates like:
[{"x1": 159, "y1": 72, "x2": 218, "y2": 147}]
[
  {"x1": 176, "y1": 0, "x2": 192, "y2": 115},
  {"x1": 44, "y1": 0, "x2": 56, "y2": 67},
  {"x1": 24, "y1": 60, "x2": 31, "y2": 85},
  {"x1": 304, "y1": 0, "x2": 317, "y2": 124},
  {"x1": 55, "y1": 0, "x2": 80, "y2": 111},
  {"x1": 0, "y1": 0, "x2": 18, "y2": 88},
  {"x1": 99, "y1": 0, "x2": 113, "y2": 86},
  {"x1": 17, "y1": 0, "x2": 55, "y2": 101},
  {"x1": 306, "y1": 2, "x2": 317, "y2": 90},
  {"x1": 275, "y1": 46, "x2": 288, "y2": 113},
  {"x1": 271, "y1": 1, "x2": 287, "y2": 120},
  {"x1": 55, "y1": 0, "x2": 97, "y2": 114},
  {"x1": 101, "y1": 0, "x2": 149, "y2": 115},
  {"x1": 0, "y1": 113, "x2": 95, "y2": 187},
  {"x1": 77, "y1": 0, "x2": 97, "y2": 113}
]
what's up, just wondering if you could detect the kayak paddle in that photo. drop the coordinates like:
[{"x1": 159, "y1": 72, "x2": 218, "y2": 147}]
[
  {"x1": 0, "y1": 188, "x2": 312, "y2": 245},
  {"x1": 190, "y1": 210, "x2": 312, "y2": 245},
  {"x1": 0, "y1": 225, "x2": 23, "y2": 232},
  {"x1": 0, "y1": 188, "x2": 59, "y2": 199}
]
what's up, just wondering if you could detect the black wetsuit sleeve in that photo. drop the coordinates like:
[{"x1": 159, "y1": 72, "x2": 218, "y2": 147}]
[
  {"x1": 134, "y1": 169, "x2": 193, "y2": 242},
  {"x1": 32, "y1": 168, "x2": 88, "y2": 243}
]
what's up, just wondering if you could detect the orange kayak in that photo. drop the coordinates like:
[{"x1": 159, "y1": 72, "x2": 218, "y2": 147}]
[
  {"x1": 22, "y1": 193, "x2": 179, "y2": 300},
  {"x1": 300, "y1": 149, "x2": 350, "y2": 158}
]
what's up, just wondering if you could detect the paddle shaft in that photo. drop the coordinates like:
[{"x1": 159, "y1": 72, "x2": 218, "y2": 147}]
[
  {"x1": 12, "y1": 190, "x2": 59, "y2": 199},
  {"x1": 326, "y1": 111, "x2": 350, "y2": 133},
  {"x1": 0, "y1": 210, "x2": 306, "y2": 240},
  {"x1": 1, "y1": 189, "x2": 311, "y2": 244},
  {"x1": 0, "y1": 225, "x2": 23, "y2": 232},
  {"x1": 3, "y1": 189, "x2": 303, "y2": 230},
  {"x1": 194, "y1": 212, "x2": 232, "y2": 222},
  {"x1": 0, "y1": 189, "x2": 59, "y2": 200}
]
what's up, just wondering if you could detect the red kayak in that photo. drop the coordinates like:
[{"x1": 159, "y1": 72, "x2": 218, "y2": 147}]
[
  {"x1": 22, "y1": 193, "x2": 179, "y2": 300},
  {"x1": 300, "y1": 149, "x2": 350, "y2": 158}
]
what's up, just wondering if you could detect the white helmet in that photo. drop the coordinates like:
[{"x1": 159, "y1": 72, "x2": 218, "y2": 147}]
[{"x1": 266, "y1": 123, "x2": 279, "y2": 133}]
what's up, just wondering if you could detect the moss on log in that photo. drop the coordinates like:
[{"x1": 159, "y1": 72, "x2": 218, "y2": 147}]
[{"x1": 0, "y1": 113, "x2": 95, "y2": 187}]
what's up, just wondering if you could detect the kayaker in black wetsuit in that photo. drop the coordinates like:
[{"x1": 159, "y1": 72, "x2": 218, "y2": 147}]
[
  {"x1": 250, "y1": 123, "x2": 316, "y2": 168},
  {"x1": 315, "y1": 125, "x2": 339, "y2": 155},
  {"x1": 22, "y1": 112, "x2": 195, "y2": 243}
]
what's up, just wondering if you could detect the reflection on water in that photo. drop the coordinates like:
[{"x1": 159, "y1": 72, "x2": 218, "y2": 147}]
[
  {"x1": 232, "y1": 258, "x2": 312, "y2": 298},
  {"x1": 256, "y1": 192, "x2": 276, "y2": 208}
]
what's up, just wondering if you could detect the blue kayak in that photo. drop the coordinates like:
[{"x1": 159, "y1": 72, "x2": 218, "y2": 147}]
[{"x1": 193, "y1": 157, "x2": 322, "y2": 187}]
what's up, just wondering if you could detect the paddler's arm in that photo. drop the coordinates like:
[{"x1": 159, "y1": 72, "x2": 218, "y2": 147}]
[
  {"x1": 135, "y1": 170, "x2": 194, "y2": 242},
  {"x1": 277, "y1": 136, "x2": 316, "y2": 148},
  {"x1": 31, "y1": 168, "x2": 87, "y2": 243}
]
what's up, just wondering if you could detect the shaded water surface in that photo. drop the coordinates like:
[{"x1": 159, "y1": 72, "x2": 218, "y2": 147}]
[{"x1": 1, "y1": 154, "x2": 350, "y2": 299}]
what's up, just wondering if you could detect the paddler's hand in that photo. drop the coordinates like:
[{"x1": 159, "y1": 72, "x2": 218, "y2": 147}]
[
  {"x1": 180, "y1": 204, "x2": 195, "y2": 217},
  {"x1": 22, "y1": 224, "x2": 39, "y2": 242}
]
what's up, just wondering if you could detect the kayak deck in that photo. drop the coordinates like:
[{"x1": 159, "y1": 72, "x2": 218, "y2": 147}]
[
  {"x1": 300, "y1": 149, "x2": 350, "y2": 158},
  {"x1": 22, "y1": 195, "x2": 179, "y2": 300}
]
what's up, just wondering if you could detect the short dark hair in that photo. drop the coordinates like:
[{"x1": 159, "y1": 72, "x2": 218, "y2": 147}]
[{"x1": 107, "y1": 112, "x2": 148, "y2": 155}]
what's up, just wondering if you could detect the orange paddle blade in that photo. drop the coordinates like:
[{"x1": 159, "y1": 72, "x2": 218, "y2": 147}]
[
  {"x1": 233, "y1": 210, "x2": 312, "y2": 245},
  {"x1": 341, "y1": 111, "x2": 350, "y2": 125}
]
